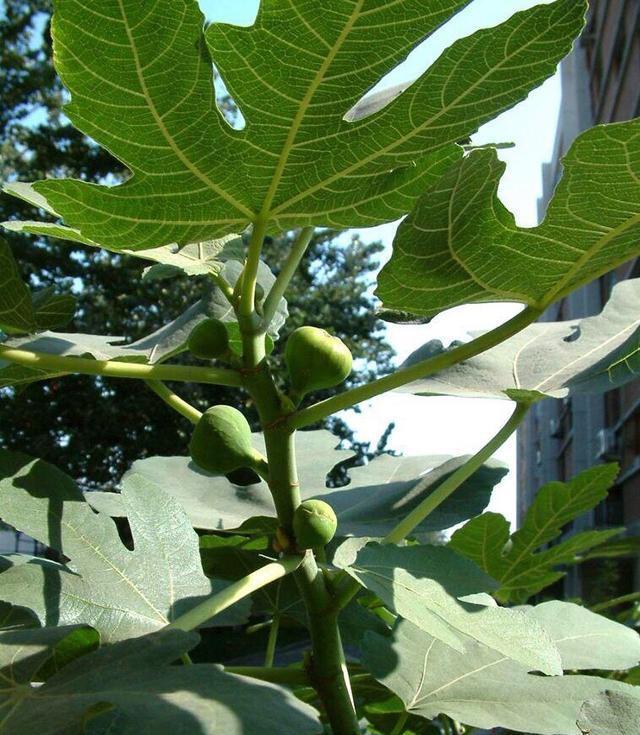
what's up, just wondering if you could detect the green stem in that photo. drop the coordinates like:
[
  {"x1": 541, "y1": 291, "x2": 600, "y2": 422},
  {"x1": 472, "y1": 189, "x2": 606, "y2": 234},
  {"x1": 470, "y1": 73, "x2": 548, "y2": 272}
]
[
  {"x1": 390, "y1": 712, "x2": 408, "y2": 735},
  {"x1": 335, "y1": 402, "x2": 531, "y2": 610},
  {"x1": 240, "y1": 343, "x2": 359, "y2": 734},
  {"x1": 240, "y1": 218, "x2": 268, "y2": 319},
  {"x1": 384, "y1": 402, "x2": 530, "y2": 544},
  {"x1": 264, "y1": 611, "x2": 280, "y2": 668},
  {"x1": 168, "y1": 557, "x2": 302, "y2": 632},
  {"x1": 262, "y1": 226, "x2": 314, "y2": 328},
  {"x1": 241, "y1": 364, "x2": 300, "y2": 532},
  {"x1": 295, "y1": 553, "x2": 359, "y2": 735},
  {"x1": 210, "y1": 271, "x2": 236, "y2": 305},
  {"x1": 591, "y1": 590, "x2": 640, "y2": 613},
  {"x1": 0, "y1": 344, "x2": 242, "y2": 386},
  {"x1": 289, "y1": 306, "x2": 541, "y2": 429},
  {"x1": 225, "y1": 666, "x2": 310, "y2": 686},
  {"x1": 145, "y1": 380, "x2": 202, "y2": 424}
]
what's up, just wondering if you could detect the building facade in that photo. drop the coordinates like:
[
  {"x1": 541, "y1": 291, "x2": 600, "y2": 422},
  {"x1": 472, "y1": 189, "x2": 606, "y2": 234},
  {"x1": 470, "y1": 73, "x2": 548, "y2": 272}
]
[{"x1": 517, "y1": 0, "x2": 640, "y2": 601}]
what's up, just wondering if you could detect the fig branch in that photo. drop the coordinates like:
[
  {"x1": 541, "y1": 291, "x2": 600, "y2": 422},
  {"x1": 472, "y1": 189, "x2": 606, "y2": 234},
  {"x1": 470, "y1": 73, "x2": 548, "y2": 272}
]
[
  {"x1": 289, "y1": 305, "x2": 543, "y2": 429},
  {"x1": 0, "y1": 344, "x2": 243, "y2": 386},
  {"x1": 144, "y1": 380, "x2": 203, "y2": 424}
]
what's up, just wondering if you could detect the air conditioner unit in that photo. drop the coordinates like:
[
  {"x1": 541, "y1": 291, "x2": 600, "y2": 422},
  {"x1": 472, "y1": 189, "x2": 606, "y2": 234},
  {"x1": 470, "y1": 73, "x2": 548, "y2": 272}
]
[
  {"x1": 549, "y1": 419, "x2": 562, "y2": 438},
  {"x1": 596, "y1": 428, "x2": 618, "y2": 460}
]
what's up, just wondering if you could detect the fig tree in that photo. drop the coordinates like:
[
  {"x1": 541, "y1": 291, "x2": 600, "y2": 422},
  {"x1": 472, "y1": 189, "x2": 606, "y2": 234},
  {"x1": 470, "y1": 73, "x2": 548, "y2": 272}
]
[
  {"x1": 189, "y1": 405, "x2": 262, "y2": 475},
  {"x1": 285, "y1": 326, "x2": 352, "y2": 398},
  {"x1": 188, "y1": 318, "x2": 229, "y2": 359},
  {"x1": 293, "y1": 499, "x2": 338, "y2": 549}
]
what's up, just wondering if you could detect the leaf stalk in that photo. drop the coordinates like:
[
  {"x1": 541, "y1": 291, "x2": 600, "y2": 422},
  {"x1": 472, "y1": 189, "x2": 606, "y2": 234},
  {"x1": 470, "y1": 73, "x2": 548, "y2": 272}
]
[
  {"x1": 0, "y1": 344, "x2": 243, "y2": 386},
  {"x1": 289, "y1": 306, "x2": 542, "y2": 428},
  {"x1": 262, "y1": 226, "x2": 314, "y2": 328},
  {"x1": 168, "y1": 556, "x2": 302, "y2": 632}
]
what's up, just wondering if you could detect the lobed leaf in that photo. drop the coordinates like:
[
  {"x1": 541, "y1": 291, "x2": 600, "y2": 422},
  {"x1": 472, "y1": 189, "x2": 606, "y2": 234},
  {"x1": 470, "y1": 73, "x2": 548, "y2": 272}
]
[
  {"x1": 363, "y1": 618, "x2": 638, "y2": 735},
  {"x1": 0, "y1": 259, "x2": 287, "y2": 387},
  {"x1": 87, "y1": 431, "x2": 505, "y2": 536},
  {"x1": 342, "y1": 542, "x2": 562, "y2": 675},
  {"x1": 397, "y1": 278, "x2": 640, "y2": 401},
  {"x1": 2, "y1": 0, "x2": 585, "y2": 249},
  {"x1": 0, "y1": 628, "x2": 320, "y2": 735},
  {"x1": 525, "y1": 600, "x2": 640, "y2": 672},
  {"x1": 449, "y1": 464, "x2": 620, "y2": 602},
  {"x1": 377, "y1": 120, "x2": 640, "y2": 318},
  {"x1": 0, "y1": 451, "x2": 249, "y2": 642},
  {"x1": 2, "y1": 217, "x2": 244, "y2": 279}
]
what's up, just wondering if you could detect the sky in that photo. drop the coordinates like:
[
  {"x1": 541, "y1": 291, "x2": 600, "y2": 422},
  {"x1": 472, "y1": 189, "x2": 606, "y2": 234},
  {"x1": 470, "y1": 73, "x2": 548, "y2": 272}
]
[{"x1": 207, "y1": 1, "x2": 564, "y2": 526}]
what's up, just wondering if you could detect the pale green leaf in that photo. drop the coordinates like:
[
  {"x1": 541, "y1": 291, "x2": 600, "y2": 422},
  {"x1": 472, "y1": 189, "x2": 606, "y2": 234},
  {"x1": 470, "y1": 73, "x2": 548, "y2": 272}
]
[
  {"x1": 4, "y1": 0, "x2": 585, "y2": 248},
  {"x1": 0, "y1": 260, "x2": 287, "y2": 386},
  {"x1": 577, "y1": 690, "x2": 640, "y2": 735},
  {"x1": 86, "y1": 429, "x2": 352, "y2": 526},
  {"x1": 2, "y1": 217, "x2": 244, "y2": 279},
  {"x1": 363, "y1": 619, "x2": 637, "y2": 735},
  {"x1": 399, "y1": 278, "x2": 640, "y2": 400},
  {"x1": 0, "y1": 628, "x2": 320, "y2": 735},
  {"x1": 526, "y1": 601, "x2": 640, "y2": 672},
  {"x1": 0, "y1": 451, "x2": 249, "y2": 641},
  {"x1": 377, "y1": 120, "x2": 640, "y2": 318},
  {"x1": 343, "y1": 542, "x2": 562, "y2": 675},
  {"x1": 450, "y1": 465, "x2": 620, "y2": 602},
  {"x1": 86, "y1": 433, "x2": 505, "y2": 536}
]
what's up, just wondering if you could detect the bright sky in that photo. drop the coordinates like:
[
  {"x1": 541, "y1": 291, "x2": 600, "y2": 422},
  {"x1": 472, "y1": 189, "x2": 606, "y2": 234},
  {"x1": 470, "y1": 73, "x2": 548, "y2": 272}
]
[{"x1": 200, "y1": 0, "x2": 564, "y2": 527}]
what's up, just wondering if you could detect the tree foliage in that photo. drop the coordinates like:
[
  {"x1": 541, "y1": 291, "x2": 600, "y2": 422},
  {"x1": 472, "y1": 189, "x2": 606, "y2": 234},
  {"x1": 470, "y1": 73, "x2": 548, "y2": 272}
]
[{"x1": 0, "y1": 2, "x2": 639, "y2": 734}]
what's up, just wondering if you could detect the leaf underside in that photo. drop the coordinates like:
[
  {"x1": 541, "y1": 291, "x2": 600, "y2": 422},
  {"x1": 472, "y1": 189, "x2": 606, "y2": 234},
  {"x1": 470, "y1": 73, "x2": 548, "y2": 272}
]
[
  {"x1": 3, "y1": 0, "x2": 585, "y2": 251},
  {"x1": 85, "y1": 430, "x2": 507, "y2": 537},
  {"x1": 363, "y1": 617, "x2": 638, "y2": 735},
  {"x1": 0, "y1": 628, "x2": 320, "y2": 735},
  {"x1": 377, "y1": 120, "x2": 640, "y2": 319}
]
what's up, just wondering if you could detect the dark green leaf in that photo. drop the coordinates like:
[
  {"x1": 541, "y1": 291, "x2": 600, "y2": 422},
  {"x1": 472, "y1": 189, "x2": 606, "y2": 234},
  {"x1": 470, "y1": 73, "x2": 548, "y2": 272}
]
[
  {"x1": 450, "y1": 465, "x2": 620, "y2": 602},
  {"x1": 0, "y1": 238, "x2": 74, "y2": 335},
  {"x1": 4, "y1": 0, "x2": 585, "y2": 247},
  {"x1": 0, "y1": 625, "x2": 98, "y2": 685}
]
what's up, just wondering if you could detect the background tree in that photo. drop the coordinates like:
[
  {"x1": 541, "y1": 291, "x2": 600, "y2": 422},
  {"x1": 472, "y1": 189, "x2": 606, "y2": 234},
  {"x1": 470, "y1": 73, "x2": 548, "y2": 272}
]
[{"x1": 0, "y1": 0, "x2": 394, "y2": 490}]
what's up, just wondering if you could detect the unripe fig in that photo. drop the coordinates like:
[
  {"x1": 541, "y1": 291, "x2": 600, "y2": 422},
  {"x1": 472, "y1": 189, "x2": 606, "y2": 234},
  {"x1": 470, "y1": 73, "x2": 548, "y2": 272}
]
[
  {"x1": 189, "y1": 405, "x2": 261, "y2": 474},
  {"x1": 285, "y1": 327, "x2": 352, "y2": 398},
  {"x1": 188, "y1": 318, "x2": 229, "y2": 359},
  {"x1": 293, "y1": 499, "x2": 338, "y2": 550}
]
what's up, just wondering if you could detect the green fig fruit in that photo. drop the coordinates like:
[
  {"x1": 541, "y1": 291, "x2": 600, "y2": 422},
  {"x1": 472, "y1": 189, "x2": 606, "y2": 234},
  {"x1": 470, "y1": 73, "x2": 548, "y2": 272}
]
[
  {"x1": 188, "y1": 318, "x2": 229, "y2": 359},
  {"x1": 293, "y1": 499, "x2": 338, "y2": 550},
  {"x1": 285, "y1": 326, "x2": 352, "y2": 398},
  {"x1": 189, "y1": 405, "x2": 260, "y2": 474}
]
